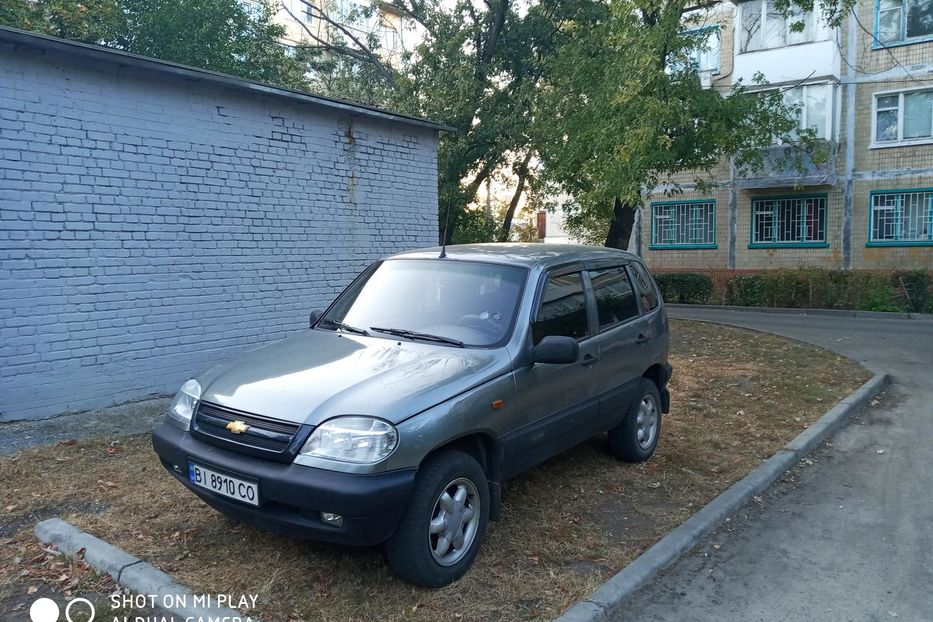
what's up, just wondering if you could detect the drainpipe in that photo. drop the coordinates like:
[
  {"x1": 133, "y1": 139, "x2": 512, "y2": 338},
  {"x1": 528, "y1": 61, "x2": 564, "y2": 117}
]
[
  {"x1": 842, "y1": 10, "x2": 857, "y2": 270},
  {"x1": 728, "y1": 158, "x2": 737, "y2": 269}
]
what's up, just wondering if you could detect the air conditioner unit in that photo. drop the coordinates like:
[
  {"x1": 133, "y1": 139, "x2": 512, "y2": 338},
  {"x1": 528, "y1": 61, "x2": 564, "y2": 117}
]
[{"x1": 699, "y1": 71, "x2": 713, "y2": 89}]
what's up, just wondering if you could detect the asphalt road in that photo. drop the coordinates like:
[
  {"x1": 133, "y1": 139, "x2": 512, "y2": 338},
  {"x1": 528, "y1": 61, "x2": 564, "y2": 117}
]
[{"x1": 616, "y1": 308, "x2": 933, "y2": 622}]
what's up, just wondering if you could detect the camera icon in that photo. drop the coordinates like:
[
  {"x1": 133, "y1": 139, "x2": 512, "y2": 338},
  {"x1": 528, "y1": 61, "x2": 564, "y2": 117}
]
[{"x1": 30, "y1": 597, "x2": 96, "y2": 622}]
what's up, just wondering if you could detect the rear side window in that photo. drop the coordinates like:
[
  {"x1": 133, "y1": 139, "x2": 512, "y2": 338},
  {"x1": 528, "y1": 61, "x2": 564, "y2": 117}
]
[
  {"x1": 630, "y1": 262, "x2": 659, "y2": 312},
  {"x1": 587, "y1": 266, "x2": 639, "y2": 329},
  {"x1": 532, "y1": 272, "x2": 588, "y2": 344}
]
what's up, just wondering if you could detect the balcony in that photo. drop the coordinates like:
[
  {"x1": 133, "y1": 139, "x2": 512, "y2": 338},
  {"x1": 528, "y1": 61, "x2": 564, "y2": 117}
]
[
  {"x1": 732, "y1": 40, "x2": 841, "y2": 85},
  {"x1": 732, "y1": 140, "x2": 839, "y2": 189}
]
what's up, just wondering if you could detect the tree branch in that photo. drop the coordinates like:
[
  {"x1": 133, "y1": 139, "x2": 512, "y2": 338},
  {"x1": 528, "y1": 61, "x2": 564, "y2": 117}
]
[{"x1": 286, "y1": 0, "x2": 398, "y2": 85}]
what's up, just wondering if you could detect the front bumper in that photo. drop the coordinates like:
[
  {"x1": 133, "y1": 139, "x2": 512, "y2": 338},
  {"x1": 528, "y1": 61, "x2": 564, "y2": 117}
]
[{"x1": 152, "y1": 423, "x2": 416, "y2": 546}]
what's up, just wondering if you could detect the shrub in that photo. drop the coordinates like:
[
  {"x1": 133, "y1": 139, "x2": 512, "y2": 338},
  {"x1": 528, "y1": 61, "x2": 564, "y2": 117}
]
[
  {"x1": 724, "y1": 268, "x2": 930, "y2": 312},
  {"x1": 655, "y1": 273, "x2": 714, "y2": 304},
  {"x1": 725, "y1": 274, "x2": 765, "y2": 306},
  {"x1": 892, "y1": 269, "x2": 932, "y2": 313}
]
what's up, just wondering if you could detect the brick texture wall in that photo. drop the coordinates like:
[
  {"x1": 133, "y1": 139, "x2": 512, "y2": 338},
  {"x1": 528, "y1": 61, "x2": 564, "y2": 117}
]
[{"x1": 0, "y1": 44, "x2": 439, "y2": 421}]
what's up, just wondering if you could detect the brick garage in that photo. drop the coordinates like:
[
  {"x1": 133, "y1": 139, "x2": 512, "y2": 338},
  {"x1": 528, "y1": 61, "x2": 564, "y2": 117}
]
[{"x1": 0, "y1": 27, "x2": 447, "y2": 421}]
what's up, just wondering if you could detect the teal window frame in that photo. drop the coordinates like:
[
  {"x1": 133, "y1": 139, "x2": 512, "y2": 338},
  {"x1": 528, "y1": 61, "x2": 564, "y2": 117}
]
[
  {"x1": 649, "y1": 199, "x2": 718, "y2": 250},
  {"x1": 873, "y1": 0, "x2": 933, "y2": 49},
  {"x1": 867, "y1": 188, "x2": 933, "y2": 247},
  {"x1": 749, "y1": 194, "x2": 830, "y2": 249}
]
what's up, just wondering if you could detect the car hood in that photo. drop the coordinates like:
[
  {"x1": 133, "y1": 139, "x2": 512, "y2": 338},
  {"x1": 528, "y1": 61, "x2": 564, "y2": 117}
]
[{"x1": 196, "y1": 329, "x2": 513, "y2": 426}]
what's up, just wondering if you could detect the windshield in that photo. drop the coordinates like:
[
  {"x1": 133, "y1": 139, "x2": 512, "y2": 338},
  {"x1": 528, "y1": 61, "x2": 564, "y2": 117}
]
[{"x1": 320, "y1": 259, "x2": 527, "y2": 347}]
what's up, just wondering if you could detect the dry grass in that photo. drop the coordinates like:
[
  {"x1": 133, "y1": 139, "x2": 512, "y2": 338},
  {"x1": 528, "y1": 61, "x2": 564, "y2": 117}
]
[{"x1": 0, "y1": 320, "x2": 870, "y2": 621}]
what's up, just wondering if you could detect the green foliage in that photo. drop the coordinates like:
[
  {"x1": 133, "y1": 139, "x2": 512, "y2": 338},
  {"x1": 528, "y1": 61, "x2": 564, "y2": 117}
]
[
  {"x1": 1, "y1": 0, "x2": 309, "y2": 89},
  {"x1": 655, "y1": 273, "x2": 713, "y2": 304},
  {"x1": 534, "y1": 0, "x2": 807, "y2": 245},
  {"x1": 451, "y1": 209, "x2": 497, "y2": 244},
  {"x1": 892, "y1": 270, "x2": 932, "y2": 313},
  {"x1": 1, "y1": 0, "x2": 125, "y2": 43},
  {"x1": 723, "y1": 269, "x2": 932, "y2": 313}
]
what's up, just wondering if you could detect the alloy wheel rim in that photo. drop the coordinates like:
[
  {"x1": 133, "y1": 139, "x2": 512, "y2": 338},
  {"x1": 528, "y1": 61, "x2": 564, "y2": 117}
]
[
  {"x1": 428, "y1": 477, "x2": 480, "y2": 566},
  {"x1": 635, "y1": 395, "x2": 658, "y2": 450}
]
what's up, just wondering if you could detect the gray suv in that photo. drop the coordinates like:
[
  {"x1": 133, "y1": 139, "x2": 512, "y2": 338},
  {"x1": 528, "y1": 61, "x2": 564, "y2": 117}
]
[{"x1": 152, "y1": 243, "x2": 672, "y2": 587}]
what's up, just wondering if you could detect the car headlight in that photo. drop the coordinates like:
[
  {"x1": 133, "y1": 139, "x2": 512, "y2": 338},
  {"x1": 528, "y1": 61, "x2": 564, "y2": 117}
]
[
  {"x1": 300, "y1": 417, "x2": 398, "y2": 464},
  {"x1": 167, "y1": 379, "x2": 201, "y2": 431}
]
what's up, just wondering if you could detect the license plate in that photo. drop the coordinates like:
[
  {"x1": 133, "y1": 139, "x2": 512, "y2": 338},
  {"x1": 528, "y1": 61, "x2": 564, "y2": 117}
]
[{"x1": 188, "y1": 462, "x2": 259, "y2": 506}]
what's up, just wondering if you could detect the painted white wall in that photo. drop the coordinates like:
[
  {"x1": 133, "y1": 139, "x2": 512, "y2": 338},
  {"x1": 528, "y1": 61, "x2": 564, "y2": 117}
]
[
  {"x1": 542, "y1": 209, "x2": 579, "y2": 244},
  {"x1": 732, "y1": 39, "x2": 841, "y2": 85}
]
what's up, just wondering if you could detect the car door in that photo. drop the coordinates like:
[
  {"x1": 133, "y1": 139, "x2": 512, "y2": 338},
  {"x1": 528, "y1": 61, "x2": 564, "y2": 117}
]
[
  {"x1": 584, "y1": 262, "x2": 648, "y2": 431},
  {"x1": 502, "y1": 265, "x2": 601, "y2": 478},
  {"x1": 627, "y1": 260, "x2": 667, "y2": 367}
]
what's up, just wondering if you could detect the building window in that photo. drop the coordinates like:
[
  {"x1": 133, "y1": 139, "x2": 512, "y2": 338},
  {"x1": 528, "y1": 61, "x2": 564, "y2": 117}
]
[
  {"x1": 869, "y1": 190, "x2": 933, "y2": 244},
  {"x1": 688, "y1": 26, "x2": 721, "y2": 73},
  {"x1": 650, "y1": 200, "x2": 717, "y2": 248},
  {"x1": 873, "y1": 89, "x2": 933, "y2": 145},
  {"x1": 782, "y1": 84, "x2": 832, "y2": 141},
  {"x1": 876, "y1": 0, "x2": 933, "y2": 46},
  {"x1": 751, "y1": 195, "x2": 827, "y2": 247},
  {"x1": 740, "y1": 0, "x2": 815, "y2": 52}
]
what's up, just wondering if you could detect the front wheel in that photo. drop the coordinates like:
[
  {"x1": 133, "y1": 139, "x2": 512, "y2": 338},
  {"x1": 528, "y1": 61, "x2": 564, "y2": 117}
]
[
  {"x1": 608, "y1": 379, "x2": 662, "y2": 462},
  {"x1": 386, "y1": 450, "x2": 489, "y2": 587}
]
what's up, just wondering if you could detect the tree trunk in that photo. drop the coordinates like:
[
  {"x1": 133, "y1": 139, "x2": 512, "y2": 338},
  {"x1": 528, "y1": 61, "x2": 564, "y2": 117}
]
[
  {"x1": 603, "y1": 197, "x2": 636, "y2": 250},
  {"x1": 497, "y1": 152, "x2": 534, "y2": 242}
]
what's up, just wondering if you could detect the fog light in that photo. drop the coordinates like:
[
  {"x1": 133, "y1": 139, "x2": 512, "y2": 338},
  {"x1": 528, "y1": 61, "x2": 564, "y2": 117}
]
[{"x1": 321, "y1": 512, "x2": 343, "y2": 527}]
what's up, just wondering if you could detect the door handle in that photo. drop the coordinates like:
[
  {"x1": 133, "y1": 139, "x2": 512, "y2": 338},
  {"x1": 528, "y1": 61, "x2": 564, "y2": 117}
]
[
  {"x1": 582, "y1": 353, "x2": 601, "y2": 366},
  {"x1": 635, "y1": 333, "x2": 650, "y2": 345}
]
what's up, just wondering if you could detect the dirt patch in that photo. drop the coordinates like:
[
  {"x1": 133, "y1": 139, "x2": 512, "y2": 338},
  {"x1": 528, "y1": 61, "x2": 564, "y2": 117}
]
[{"x1": 0, "y1": 320, "x2": 870, "y2": 621}]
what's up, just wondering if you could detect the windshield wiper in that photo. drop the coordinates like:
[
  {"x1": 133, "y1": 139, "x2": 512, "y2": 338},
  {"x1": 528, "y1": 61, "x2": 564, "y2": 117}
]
[
  {"x1": 369, "y1": 327, "x2": 465, "y2": 348},
  {"x1": 318, "y1": 318, "x2": 369, "y2": 336}
]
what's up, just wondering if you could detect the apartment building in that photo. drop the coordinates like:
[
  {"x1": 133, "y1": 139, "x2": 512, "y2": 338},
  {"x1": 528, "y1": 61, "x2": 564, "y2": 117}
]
[{"x1": 635, "y1": 0, "x2": 933, "y2": 271}]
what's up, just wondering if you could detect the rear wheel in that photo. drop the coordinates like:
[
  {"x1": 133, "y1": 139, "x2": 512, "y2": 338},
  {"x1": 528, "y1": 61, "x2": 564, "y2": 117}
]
[
  {"x1": 386, "y1": 450, "x2": 489, "y2": 587},
  {"x1": 608, "y1": 379, "x2": 662, "y2": 462}
]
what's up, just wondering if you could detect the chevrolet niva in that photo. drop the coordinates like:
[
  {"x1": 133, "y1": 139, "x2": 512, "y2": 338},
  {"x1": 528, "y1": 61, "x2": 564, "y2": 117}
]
[{"x1": 152, "y1": 243, "x2": 672, "y2": 587}]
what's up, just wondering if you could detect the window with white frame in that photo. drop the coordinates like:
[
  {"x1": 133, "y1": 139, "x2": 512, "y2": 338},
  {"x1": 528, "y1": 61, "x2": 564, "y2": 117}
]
[
  {"x1": 740, "y1": 0, "x2": 815, "y2": 52},
  {"x1": 751, "y1": 196, "x2": 827, "y2": 245},
  {"x1": 877, "y1": 0, "x2": 933, "y2": 45},
  {"x1": 689, "y1": 27, "x2": 721, "y2": 73},
  {"x1": 870, "y1": 190, "x2": 933, "y2": 243},
  {"x1": 874, "y1": 89, "x2": 933, "y2": 145},
  {"x1": 758, "y1": 84, "x2": 834, "y2": 142},
  {"x1": 651, "y1": 201, "x2": 717, "y2": 247},
  {"x1": 783, "y1": 84, "x2": 832, "y2": 140}
]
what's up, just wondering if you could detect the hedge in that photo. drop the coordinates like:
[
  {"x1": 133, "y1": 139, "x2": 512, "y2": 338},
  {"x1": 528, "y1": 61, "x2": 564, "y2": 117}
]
[
  {"x1": 720, "y1": 268, "x2": 933, "y2": 313},
  {"x1": 655, "y1": 272, "x2": 714, "y2": 304}
]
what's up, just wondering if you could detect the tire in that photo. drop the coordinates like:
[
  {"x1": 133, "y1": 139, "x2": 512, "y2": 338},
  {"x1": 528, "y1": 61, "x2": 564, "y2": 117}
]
[
  {"x1": 386, "y1": 450, "x2": 489, "y2": 587},
  {"x1": 608, "y1": 378, "x2": 662, "y2": 463}
]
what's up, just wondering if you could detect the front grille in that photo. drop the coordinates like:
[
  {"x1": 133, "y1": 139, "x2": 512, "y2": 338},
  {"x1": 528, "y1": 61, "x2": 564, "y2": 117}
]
[{"x1": 192, "y1": 402, "x2": 304, "y2": 457}]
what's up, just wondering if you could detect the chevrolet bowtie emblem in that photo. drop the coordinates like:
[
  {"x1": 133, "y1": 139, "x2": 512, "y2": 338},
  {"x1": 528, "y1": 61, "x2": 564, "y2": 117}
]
[{"x1": 226, "y1": 420, "x2": 250, "y2": 435}]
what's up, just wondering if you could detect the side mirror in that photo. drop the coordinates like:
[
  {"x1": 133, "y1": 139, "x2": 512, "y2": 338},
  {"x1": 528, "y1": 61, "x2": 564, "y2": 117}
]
[
  {"x1": 532, "y1": 335, "x2": 579, "y2": 365},
  {"x1": 309, "y1": 309, "x2": 324, "y2": 327}
]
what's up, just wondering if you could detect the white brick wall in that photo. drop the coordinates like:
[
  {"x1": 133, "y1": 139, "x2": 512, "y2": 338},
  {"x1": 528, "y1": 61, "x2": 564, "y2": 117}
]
[{"x1": 0, "y1": 43, "x2": 439, "y2": 421}]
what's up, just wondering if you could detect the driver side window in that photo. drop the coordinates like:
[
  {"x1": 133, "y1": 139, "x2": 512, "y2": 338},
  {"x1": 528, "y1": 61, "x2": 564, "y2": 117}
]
[{"x1": 532, "y1": 272, "x2": 589, "y2": 345}]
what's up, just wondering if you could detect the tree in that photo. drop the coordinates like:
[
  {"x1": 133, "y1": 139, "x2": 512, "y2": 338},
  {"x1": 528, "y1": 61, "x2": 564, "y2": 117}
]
[
  {"x1": 1, "y1": 0, "x2": 125, "y2": 44},
  {"x1": 1, "y1": 0, "x2": 310, "y2": 89},
  {"x1": 535, "y1": 0, "x2": 815, "y2": 249}
]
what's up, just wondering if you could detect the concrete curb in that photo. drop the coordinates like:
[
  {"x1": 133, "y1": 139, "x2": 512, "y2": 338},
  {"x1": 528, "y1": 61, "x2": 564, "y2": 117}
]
[
  {"x1": 554, "y1": 372, "x2": 889, "y2": 622},
  {"x1": 34, "y1": 518, "x2": 254, "y2": 620},
  {"x1": 667, "y1": 303, "x2": 933, "y2": 321}
]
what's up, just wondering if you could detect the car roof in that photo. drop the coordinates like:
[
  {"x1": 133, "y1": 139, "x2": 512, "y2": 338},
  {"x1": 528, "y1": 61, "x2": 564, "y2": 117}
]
[{"x1": 386, "y1": 243, "x2": 641, "y2": 270}]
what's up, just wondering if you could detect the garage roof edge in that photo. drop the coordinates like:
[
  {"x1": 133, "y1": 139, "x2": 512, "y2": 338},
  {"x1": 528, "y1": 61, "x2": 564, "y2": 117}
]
[{"x1": 0, "y1": 26, "x2": 455, "y2": 133}]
